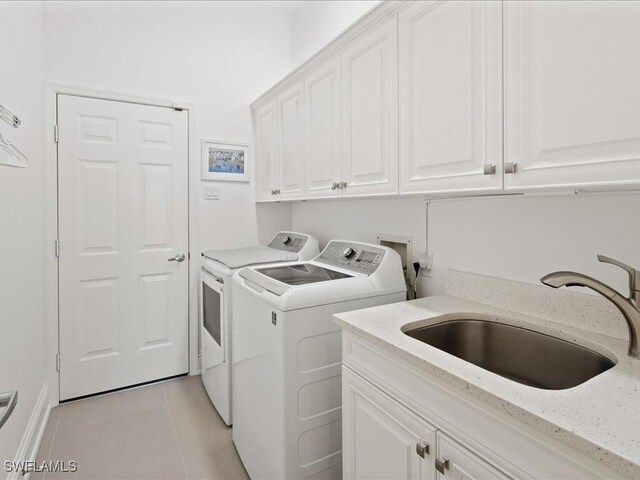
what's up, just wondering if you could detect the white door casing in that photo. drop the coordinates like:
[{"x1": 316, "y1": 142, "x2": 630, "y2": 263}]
[
  {"x1": 504, "y1": 0, "x2": 640, "y2": 189},
  {"x1": 57, "y1": 95, "x2": 189, "y2": 400},
  {"x1": 254, "y1": 100, "x2": 279, "y2": 201},
  {"x1": 277, "y1": 82, "x2": 305, "y2": 200},
  {"x1": 304, "y1": 58, "x2": 343, "y2": 199},
  {"x1": 342, "y1": 15, "x2": 399, "y2": 197},
  {"x1": 399, "y1": 1, "x2": 503, "y2": 194}
]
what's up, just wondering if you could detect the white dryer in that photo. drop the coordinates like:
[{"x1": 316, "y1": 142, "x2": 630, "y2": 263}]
[
  {"x1": 200, "y1": 232, "x2": 319, "y2": 425},
  {"x1": 232, "y1": 240, "x2": 406, "y2": 479}
]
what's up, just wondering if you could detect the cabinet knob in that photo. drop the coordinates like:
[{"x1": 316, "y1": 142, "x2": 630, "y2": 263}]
[
  {"x1": 435, "y1": 456, "x2": 450, "y2": 475},
  {"x1": 483, "y1": 163, "x2": 496, "y2": 175},
  {"x1": 504, "y1": 162, "x2": 518, "y2": 174},
  {"x1": 416, "y1": 440, "x2": 429, "y2": 458},
  {"x1": 339, "y1": 181, "x2": 347, "y2": 189},
  {"x1": 331, "y1": 182, "x2": 338, "y2": 190}
]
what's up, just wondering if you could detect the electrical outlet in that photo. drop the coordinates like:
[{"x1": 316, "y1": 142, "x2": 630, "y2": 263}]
[{"x1": 419, "y1": 252, "x2": 433, "y2": 278}]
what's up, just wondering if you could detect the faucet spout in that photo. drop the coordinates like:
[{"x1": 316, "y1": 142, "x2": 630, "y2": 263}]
[{"x1": 541, "y1": 271, "x2": 640, "y2": 359}]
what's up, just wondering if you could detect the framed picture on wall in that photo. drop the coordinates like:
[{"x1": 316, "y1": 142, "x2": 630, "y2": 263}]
[{"x1": 201, "y1": 139, "x2": 249, "y2": 182}]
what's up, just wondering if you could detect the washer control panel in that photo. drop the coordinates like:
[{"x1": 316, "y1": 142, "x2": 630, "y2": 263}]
[
  {"x1": 268, "y1": 232, "x2": 309, "y2": 253},
  {"x1": 317, "y1": 241, "x2": 386, "y2": 275}
]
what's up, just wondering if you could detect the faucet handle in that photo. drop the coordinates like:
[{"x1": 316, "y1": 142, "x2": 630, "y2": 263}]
[{"x1": 598, "y1": 254, "x2": 640, "y2": 300}]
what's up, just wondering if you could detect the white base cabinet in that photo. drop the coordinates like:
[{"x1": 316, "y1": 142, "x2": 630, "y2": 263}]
[
  {"x1": 343, "y1": 367, "x2": 436, "y2": 480},
  {"x1": 341, "y1": 332, "x2": 629, "y2": 480}
]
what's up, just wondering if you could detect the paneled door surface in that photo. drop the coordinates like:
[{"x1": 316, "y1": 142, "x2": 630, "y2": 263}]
[
  {"x1": 399, "y1": 0, "x2": 502, "y2": 194},
  {"x1": 277, "y1": 82, "x2": 305, "y2": 200},
  {"x1": 504, "y1": 0, "x2": 640, "y2": 189},
  {"x1": 57, "y1": 95, "x2": 189, "y2": 400},
  {"x1": 342, "y1": 15, "x2": 398, "y2": 197},
  {"x1": 254, "y1": 100, "x2": 278, "y2": 201}
]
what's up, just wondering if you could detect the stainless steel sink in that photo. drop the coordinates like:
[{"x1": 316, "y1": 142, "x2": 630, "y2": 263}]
[{"x1": 404, "y1": 320, "x2": 616, "y2": 390}]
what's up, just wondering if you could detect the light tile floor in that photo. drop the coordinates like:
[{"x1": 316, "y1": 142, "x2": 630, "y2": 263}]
[{"x1": 33, "y1": 376, "x2": 249, "y2": 480}]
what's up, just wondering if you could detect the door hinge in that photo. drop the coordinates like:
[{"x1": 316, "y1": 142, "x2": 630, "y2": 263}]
[
  {"x1": 54, "y1": 125, "x2": 59, "y2": 143},
  {"x1": 56, "y1": 354, "x2": 61, "y2": 372},
  {"x1": 55, "y1": 239, "x2": 60, "y2": 257}
]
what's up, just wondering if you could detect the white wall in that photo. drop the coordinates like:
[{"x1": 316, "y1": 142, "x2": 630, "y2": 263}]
[
  {"x1": 292, "y1": 197, "x2": 426, "y2": 254},
  {"x1": 291, "y1": 0, "x2": 381, "y2": 66},
  {"x1": 424, "y1": 193, "x2": 640, "y2": 297},
  {"x1": 43, "y1": 0, "x2": 293, "y2": 256},
  {"x1": 0, "y1": 2, "x2": 47, "y2": 472}
]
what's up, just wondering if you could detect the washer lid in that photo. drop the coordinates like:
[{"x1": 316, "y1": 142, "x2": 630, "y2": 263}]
[{"x1": 255, "y1": 264, "x2": 352, "y2": 286}]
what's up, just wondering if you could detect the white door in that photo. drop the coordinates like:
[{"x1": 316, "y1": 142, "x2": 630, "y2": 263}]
[
  {"x1": 254, "y1": 100, "x2": 279, "y2": 201},
  {"x1": 343, "y1": 368, "x2": 435, "y2": 480},
  {"x1": 305, "y1": 58, "x2": 343, "y2": 199},
  {"x1": 399, "y1": 1, "x2": 502, "y2": 194},
  {"x1": 277, "y1": 82, "x2": 305, "y2": 200},
  {"x1": 436, "y1": 433, "x2": 511, "y2": 480},
  {"x1": 342, "y1": 16, "x2": 399, "y2": 197},
  {"x1": 504, "y1": 1, "x2": 640, "y2": 190},
  {"x1": 58, "y1": 95, "x2": 189, "y2": 400}
]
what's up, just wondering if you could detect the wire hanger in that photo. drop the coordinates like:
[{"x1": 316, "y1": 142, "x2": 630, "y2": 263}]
[
  {"x1": 0, "y1": 104, "x2": 21, "y2": 129},
  {"x1": 0, "y1": 132, "x2": 28, "y2": 168}
]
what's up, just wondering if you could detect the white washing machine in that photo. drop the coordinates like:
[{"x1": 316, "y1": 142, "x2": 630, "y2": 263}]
[
  {"x1": 232, "y1": 240, "x2": 406, "y2": 479},
  {"x1": 200, "y1": 232, "x2": 319, "y2": 425}
]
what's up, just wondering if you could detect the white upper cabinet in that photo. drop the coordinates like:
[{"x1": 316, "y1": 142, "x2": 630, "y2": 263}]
[
  {"x1": 305, "y1": 58, "x2": 342, "y2": 199},
  {"x1": 253, "y1": 0, "x2": 640, "y2": 202},
  {"x1": 342, "y1": 16, "x2": 398, "y2": 197},
  {"x1": 504, "y1": 1, "x2": 640, "y2": 190},
  {"x1": 399, "y1": 1, "x2": 503, "y2": 194},
  {"x1": 254, "y1": 100, "x2": 278, "y2": 201},
  {"x1": 277, "y1": 82, "x2": 305, "y2": 200}
]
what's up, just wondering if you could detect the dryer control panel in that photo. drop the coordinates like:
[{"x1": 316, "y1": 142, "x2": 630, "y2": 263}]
[
  {"x1": 268, "y1": 232, "x2": 309, "y2": 253},
  {"x1": 317, "y1": 241, "x2": 386, "y2": 275}
]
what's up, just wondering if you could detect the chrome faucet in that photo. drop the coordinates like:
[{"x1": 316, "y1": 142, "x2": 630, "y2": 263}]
[{"x1": 541, "y1": 255, "x2": 640, "y2": 359}]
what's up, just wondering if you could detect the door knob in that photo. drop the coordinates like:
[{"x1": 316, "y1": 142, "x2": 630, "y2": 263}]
[{"x1": 168, "y1": 253, "x2": 186, "y2": 262}]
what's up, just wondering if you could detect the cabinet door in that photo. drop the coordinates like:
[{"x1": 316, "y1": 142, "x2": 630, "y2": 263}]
[
  {"x1": 399, "y1": 1, "x2": 502, "y2": 194},
  {"x1": 436, "y1": 433, "x2": 511, "y2": 480},
  {"x1": 342, "y1": 16, "x2": 398, "y2": 197},
  {"x1": 277, "y1": 82, "x2": 305, "y2": 200},
  {"x1": 504, "y1": 1, "x2": 640, "y2": 190},
  {"x1": 343, "y1": 367, "x2": 435, "y2": 480},
  {"x1": 305, "y1": 58, "x2": 342, "y2": 199},
  {"x1": 254, "y1": 100, "x2": 278, "y2": 201}
]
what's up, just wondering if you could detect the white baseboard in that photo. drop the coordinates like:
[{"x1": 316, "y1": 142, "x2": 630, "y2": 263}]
[{"x1": 8, "y1": 383, "x2": 50, "y2": 480}]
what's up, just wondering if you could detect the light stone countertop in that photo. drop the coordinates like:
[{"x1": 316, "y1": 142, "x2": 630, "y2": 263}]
[{"x1": 334, "y1": 289, "x2": 640, "y2": 479}]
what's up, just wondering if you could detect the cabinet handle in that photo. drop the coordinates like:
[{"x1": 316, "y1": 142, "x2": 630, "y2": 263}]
[
  {"x1": 331, "y1": 182, "x2": 337, "y2": 190},
  {"x1": 339, "y1": 181, "x2": 347, "y2": 190},
  {"x1": 483, "y1": 163, "x2": 496, "y2": 175},
  {"x1": 276, "y1": 189, "x2": 281, "y2": 194},
  {"x1": 504, "y1": 162, "x2": 518, "y2": 174},
  {"x1": 416, "y1": 440, "x2": 429, "y2": 458},
  {"x1": 435, "y1": 456, "x2": 450, "y2": 475}
]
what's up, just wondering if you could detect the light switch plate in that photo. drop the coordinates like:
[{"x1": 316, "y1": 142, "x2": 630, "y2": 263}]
[{"x1": 204, "y1": 185, "x2": 220, "y2": 200}]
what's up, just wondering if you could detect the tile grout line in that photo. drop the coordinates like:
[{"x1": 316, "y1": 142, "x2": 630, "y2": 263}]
[{"x1": 163, "y1": 387, "x2": 190, "y2": 480}]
